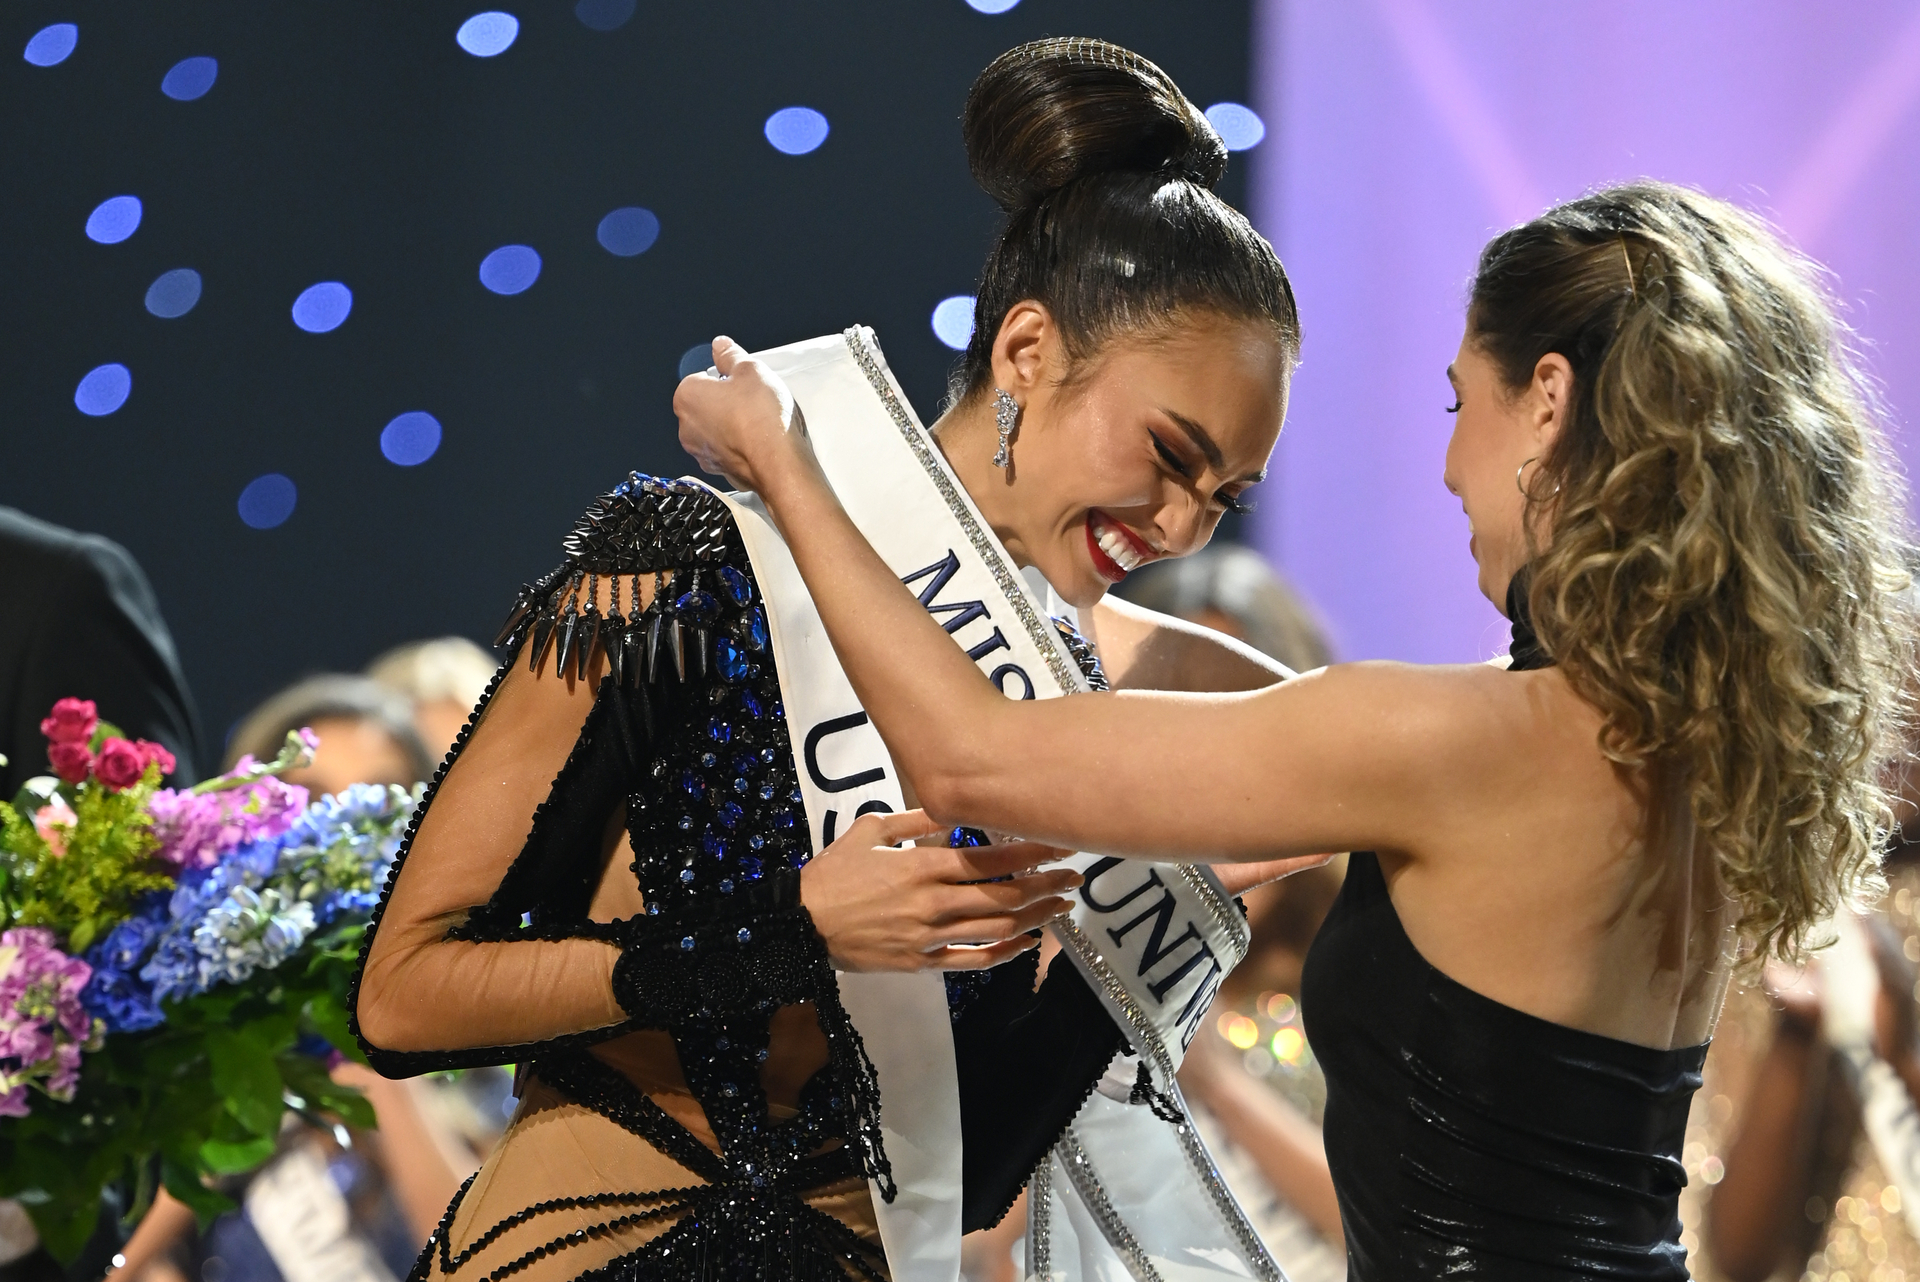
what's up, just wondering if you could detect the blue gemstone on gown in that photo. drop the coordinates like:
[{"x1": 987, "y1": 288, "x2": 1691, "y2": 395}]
[
  {"x1": 679, "y1": 770, "x2": 706, "y2": 799},
  {"x1": 716, "y1": 801, "x2": 744, "y2": 830},
  {"x1": 745, "y1": 608, "x2": 768, "y2": 651},
  {"x1": 740, "y1": 857, "x2": 763, "y2": 881},
  {"x1": 719, "y1": 565, "x2": 752, "y2": 605},
  {"x1": 703, "y1": 830, "x2": 727, "y2": 860},
  {"x1": 739, "y1": 688, "x2": 764, "y2": 718},
  {"x1": 674, "y1": 589, "x2": 719, "y2": 623},
  {"x1": 708, "y1": 718, "x2": 732, "y2": 744},
  {"x1": 716, "y1": 634, "x2": 751, "y2": 683}
]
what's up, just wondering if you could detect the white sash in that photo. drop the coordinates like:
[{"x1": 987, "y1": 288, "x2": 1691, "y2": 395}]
[{"x1": 691, "y1": 327, "x2": 1283, "y2": 1282}]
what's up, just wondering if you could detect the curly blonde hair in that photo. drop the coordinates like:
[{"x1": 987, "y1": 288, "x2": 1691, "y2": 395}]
[{"x1": 1470, "y1": 181, "x2": 1914, "y2": 962}]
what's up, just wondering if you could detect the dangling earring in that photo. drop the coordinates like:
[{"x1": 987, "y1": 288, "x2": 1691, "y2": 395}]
[
  {"x1": 1516, "y1": 456, "x2": 1562, "y2": 499},
  {"x1": 992, "y1": 388, "x2": 1019, "y2": 471}
]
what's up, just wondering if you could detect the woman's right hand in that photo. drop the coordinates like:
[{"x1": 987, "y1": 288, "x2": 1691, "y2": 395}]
[
  {"x1": 801, "y1": 809, "x2": 1082, "y2": 972},
  {"x1": 674, "y1": 336, "x2": 810, "y2": 497}
]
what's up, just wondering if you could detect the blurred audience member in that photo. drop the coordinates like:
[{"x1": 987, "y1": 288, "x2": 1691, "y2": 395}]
[
  {"x1": 0, "y1": 507, "x2": 203, "y2": 798},
  {"x1": 1689, "y1": 772, "x2": 1920, "y2": 1280},
  {"x1": 364, "y1": 637, "x2": 495, "y2": 765},
  {"x1": 224, "y1": 675, "x2": 431, "y2": 796},
  {"x1": 1114, "y1": 542, "x2": 1333, "y2": 673}
]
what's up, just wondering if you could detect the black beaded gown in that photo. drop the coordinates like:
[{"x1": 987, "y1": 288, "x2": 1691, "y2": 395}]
[
  {"x1": 349, "y1": 475, "x2": 1122, "y2": 1282},
  {"x1": 1298, "y1": 589, "x2": 1711, "y2": 1280}
]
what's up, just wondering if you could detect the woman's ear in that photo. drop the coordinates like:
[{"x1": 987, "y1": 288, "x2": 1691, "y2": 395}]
[
  {"x1": 990, "y1": 301, "x2": 1056, "y2": 396},
  {"x1": 1531, "y1": 352, "x2": 1575, "y2": 453}
]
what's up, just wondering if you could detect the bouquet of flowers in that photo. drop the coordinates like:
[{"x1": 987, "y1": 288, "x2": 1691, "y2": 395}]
[{"x1": 0, "y1": 699, "x2": 419, "y2": 1260}]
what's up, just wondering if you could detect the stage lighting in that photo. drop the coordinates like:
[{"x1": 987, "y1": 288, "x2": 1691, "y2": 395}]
[
  {"x1": 597, "y1": 207, "x2": 660, "y2": 257},
  {"x1": 679, "y1": 344, "x2": 711, "y2": 379},
  {"x1": 161, "y1": 57, "x2": 218, "y2": 101},
  {"x1": 931, "y1": 296, "x2": 975, "y2": 350},
  {"x1": 457, "y1": 12, "x2": 519, "y2": 57},
  {"x1": 86, "y1": 196, "x2": 142, "y2": 245},
  {"x1": 381, "y1": 412, "x2": 443, "y2": 466},
  {"x1": 292, "y1": 282, "x2": 353, "y2": 333},
  {"x1": 966, "y1": 0, "x2": 1023, "y2": 12},
  {"x1": 480, "y1": 245, "x2": 542, "y2": 294},
  {"x1": 24, "y1": 24, "x2": 78, "y2": 67},
  {"x1": 145, "y1": 269, "x2": 203, "y2": 319},
  {"x1": 1204, "y1": 103, "x2": 1266, "y2": 152},
  {"x1": 237, "y1": 474, "x2": 297, "y2": 530},
  {"x1": 575, "y1": 0, "x2": 635, "y2": 32},
  {"x1": 75, "y1": 365, "x2": 132, "y2": 417},
  {"x1": 764, "y1": 107, "x2": 829, "y2": 156}
]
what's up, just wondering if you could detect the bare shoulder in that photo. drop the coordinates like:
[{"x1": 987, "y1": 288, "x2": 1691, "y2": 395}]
[
  {"x1": 1266, "y1": 660, "x2": 1611, "y2": 832},
  {"x1": 1091, "y1": 594, "x2": 1291, "y2": 693}
]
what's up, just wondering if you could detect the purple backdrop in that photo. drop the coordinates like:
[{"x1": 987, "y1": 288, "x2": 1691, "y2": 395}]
[{"x1": 1249, "y1": 0, "x2": 1920, "y2": 661}]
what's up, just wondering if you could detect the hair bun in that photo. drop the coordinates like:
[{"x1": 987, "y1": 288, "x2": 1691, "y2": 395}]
[{"x1": 963, "y1": 37, "x2": 1227, "y2": 212}]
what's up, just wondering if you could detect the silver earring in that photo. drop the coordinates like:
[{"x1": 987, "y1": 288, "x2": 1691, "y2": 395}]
[{"x1": 992, "y1": 389, "x2": 1019, "y2": 470}]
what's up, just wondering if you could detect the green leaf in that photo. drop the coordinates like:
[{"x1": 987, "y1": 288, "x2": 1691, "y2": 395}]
[
  {"x1": 161, "y1": 1156, "x2": 235, "y2": 1223},
  {"x1": 301, "y1": 993, "x2": 365, "y2": 1064},
  {"x1": 89, "y1": 721, "x2": 126, "y2": 751},
  {"x1": 206, "y1": 1029, "x2": 285, "y2": 1138},
  {"x1": 27, "y1": 1197, "x2": 102, "y2": 1266},
  {"x1": 198, "y1": 1134, "x2": 276, "y2": 1175}
]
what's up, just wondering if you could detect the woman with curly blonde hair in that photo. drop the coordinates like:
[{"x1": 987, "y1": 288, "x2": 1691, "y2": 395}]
[{"x1": 673, "y1": 179, "x2": 1912, "y2": 1278}]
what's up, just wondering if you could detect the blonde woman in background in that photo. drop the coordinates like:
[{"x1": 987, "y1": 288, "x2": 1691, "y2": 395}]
[{"x1": 366, "y1": 637, "x2": 498, "y2": 764}]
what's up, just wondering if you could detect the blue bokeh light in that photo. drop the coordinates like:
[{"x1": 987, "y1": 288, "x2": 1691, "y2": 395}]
[
  {"x1": 931, "y1": 296, "x2": 976, "y2": 351},
  {"x1": 966, "y1": 0, "x2": 1023, "y2": 12},
  {"x1": 24, "y1": 24, "x2": 78, "y2": 67},
  {"x1": 238, "y1": 474, "x2": 297, "y2": 530},
  {"x1": 381, "y1": 412, "x2": 443, "y2": 466},
  {"x1": 145, "y1": 268, "x2": 202, "y2": 318},
  {"x1": 597, "y1": 207, "x2": 660, "y2": 257},
  {"x1": 678, "y1": 344, "x2": 713, "y2": 379},
  {"x1": 479, "y1": 245, "x2": 541, "y2": 294},
  {"x1": 764, "y1": 107, "x2": 829, "y2": 156},
  {"x1": 291, "y1": 282, "x2": 353, "y2": 333},
  {"x1": 75, "y1": 364, "x2": 131, "y2": 416},
  {"x1": 575, "y1": 0, "x2": 635, "y2": 31},
  {"x1": 161, "y1": 56, "x2": 218, "y2": 100},
  {"x1": 86, "y1": 196, "x2": 142, "y2": 245},
  {"x1": 1204, "y1": 102, "x2": 1266, "y2": 152},
  {"x1": 456, "y1": 12, "x2": 519, "y2": 57}
]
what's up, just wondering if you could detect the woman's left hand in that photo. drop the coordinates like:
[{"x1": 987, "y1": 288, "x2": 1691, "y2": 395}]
[
  {"x1": 1210, "y1": 854, "x2": 1336, "y2": 898},
  {"x1": 674, "y1": 336, "x2": 809, "y2": 495}
]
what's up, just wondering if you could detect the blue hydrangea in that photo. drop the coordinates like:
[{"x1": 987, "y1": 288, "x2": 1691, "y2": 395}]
[
  {"x1": 80, "y1": 902, "x2": 168, "y2": 1033},
  {"x1": 190, "y1": 886, "x2": 316, "y2": 990}
]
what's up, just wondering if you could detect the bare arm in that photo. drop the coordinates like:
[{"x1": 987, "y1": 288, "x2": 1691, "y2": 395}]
[
  {"x1": 676, "y1": 341, "x2": 1497, "y2": 865},
  {"x1": 1091, "y1": 594, "x2": 1294, "y2": 694}
]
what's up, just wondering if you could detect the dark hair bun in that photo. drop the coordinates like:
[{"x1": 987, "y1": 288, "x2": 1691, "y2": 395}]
[{"x1": 963, "y1": 37, "x2": 1227, "y2": 212}]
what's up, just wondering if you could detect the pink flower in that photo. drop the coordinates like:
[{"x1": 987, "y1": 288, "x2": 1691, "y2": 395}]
[
  {"x1": 38, "y1": 698, "x2": 97, "y2": 745},
  {"x1": 30, "y1": 795, "x2": 77, "y2": 858},
  {"x1": 136, "y1": 741, "x2": 177, "y2": 779},
  {"x1": 94, "y1": 738, "x2": 146, "y2": 791},
  {"x1": 0, "y1": 928, "x2": 99, "y2": 1115},
  {"x1": 149, "y1": 777, "x2": 310, "y2": 872},
  {"x1": 47, "y1": 740, "x2": 93, "y2": 785}
]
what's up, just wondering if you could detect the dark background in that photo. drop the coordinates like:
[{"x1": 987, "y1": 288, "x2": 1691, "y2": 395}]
[{"x1": 0, "y1": 0, "x2": 1256, "y2": 748}]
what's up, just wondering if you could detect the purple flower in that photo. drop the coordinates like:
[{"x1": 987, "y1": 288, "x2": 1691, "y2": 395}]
[
  {"x1": 0, "y1": 928, "x2": 103, "y2": 1114},
  {"x1": 149, "y1": 777, "x2": 310, "y2": 871}
]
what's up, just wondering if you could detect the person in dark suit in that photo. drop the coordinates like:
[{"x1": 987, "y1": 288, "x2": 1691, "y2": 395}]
[{"x1": 0, "y1": 506, "x2": 202, "y2": 796}]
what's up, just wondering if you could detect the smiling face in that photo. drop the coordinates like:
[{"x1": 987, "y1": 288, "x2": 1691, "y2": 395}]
[
  {"x1": 960, "y1": 304, "x2": 1290, "y2": 608},
  {"x1": 1441, "y1": 331, "x2": 1572, "y2": 610}
]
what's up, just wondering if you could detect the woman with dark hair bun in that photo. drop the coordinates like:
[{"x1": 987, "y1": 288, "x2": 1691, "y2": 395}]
[
  {"x1": 355, "y1": 37, "x2": 1309, "y2": 1282},
  {"x1": 680, "y1": 173, "x2": 1916, "y2": 1277}
]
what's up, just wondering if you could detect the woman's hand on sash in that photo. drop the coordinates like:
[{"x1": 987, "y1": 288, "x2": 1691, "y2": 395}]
[
  {"x1": 800, "y1": 808, "x2": 1082, "y2": 972},
  {"x1": 676, "y1": 336, "x2": 810, "y2": 495}
]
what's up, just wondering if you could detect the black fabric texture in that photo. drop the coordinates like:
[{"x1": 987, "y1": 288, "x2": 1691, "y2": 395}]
[
  {"x1": 0, "y1": 506, "x2": 204, "y2": 795},
  {"x1": 953, "y1": 946, "x2": 1124, "y2": 1232}
]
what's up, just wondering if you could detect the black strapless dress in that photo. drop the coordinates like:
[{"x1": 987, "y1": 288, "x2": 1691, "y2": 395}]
[{"x1": 1299, "y1": 587, "x2": 1708, "y2": 1279}]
